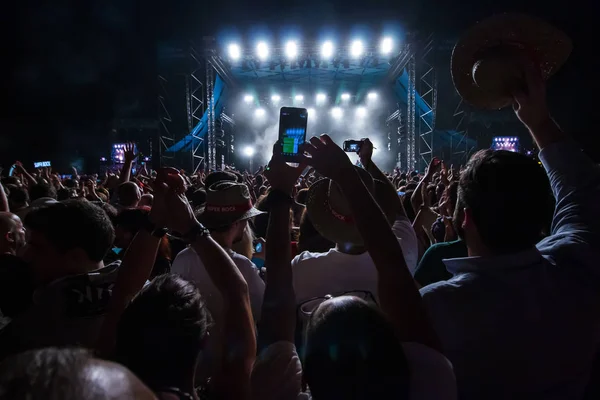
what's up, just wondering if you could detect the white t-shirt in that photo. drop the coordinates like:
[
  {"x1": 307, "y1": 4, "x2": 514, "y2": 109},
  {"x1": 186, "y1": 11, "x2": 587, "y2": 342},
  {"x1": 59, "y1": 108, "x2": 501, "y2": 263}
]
[
  {"x1": 251, "y1": 341, "x2": 457, "y2": 400},
  {"x1": 292, "y1": 220, "x2": 417, "y2": 304},
  {"x1": 171, "y1": 246, "x2": 265, "y2": 322}
]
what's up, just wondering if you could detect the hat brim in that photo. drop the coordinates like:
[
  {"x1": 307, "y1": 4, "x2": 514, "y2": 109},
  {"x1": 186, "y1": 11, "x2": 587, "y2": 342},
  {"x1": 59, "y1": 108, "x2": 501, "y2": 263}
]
[
  {"x1": 198, "y1": 207, "x2": 266, "y2": 230},
  {"x1": 306, "y1": 178, "x2": 364, "y2": 246},
  {"x1": 452, "y1": 13, "x2": 572, "y2": 110}
]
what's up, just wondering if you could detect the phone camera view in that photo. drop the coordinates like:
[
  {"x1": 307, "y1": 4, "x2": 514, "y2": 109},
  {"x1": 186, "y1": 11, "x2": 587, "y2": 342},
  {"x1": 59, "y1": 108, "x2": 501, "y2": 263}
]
[{"x1": 279, "y1": 107, "x2": 308, "y2": 157}]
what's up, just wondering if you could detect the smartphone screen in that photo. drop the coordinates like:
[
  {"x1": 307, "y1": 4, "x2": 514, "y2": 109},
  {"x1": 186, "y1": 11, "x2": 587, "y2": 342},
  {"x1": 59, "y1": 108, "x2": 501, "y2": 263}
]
[{"x1": 279, "y1": 107, "x2": 308, "y2": 158}]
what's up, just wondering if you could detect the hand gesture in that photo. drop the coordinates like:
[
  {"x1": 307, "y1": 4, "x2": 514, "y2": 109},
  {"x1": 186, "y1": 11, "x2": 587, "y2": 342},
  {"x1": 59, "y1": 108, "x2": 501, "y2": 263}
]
[
  {"x1": 264, "y1": 141, "x2": 306, "y2": 196},
  {"x1": 512, "y1": 60, "x2": 549, "y2": 131},
  {"x1": 300, "y1": 135, "x2": 354, "y2": 182},
  {"x1": 124, "y1": 142, "x2": 138, "y2": 163},
  {"x1": 425, "y1": 157, "x2": 442, "y2": 179},
  {"x1": 150, "y1": 168, "x2": 196, "y2": 233},
  {"x1": 440, "y1": 162, "x2": 450, "y2": 186},
  {"x1": 358, "y1": 138, "x2": 374, "y2": 166}
]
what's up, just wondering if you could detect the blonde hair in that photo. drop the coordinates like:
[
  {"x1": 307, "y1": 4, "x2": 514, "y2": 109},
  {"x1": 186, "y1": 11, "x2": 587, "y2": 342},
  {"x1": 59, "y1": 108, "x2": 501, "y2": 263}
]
[{"x1": 231, "y1": 222, "x2": 254, "y2": 259}]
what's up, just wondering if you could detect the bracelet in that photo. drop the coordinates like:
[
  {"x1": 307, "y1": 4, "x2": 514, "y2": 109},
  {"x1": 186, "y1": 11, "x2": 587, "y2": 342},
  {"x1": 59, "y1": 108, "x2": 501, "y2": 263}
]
[
  {"x1": 183, "y1": 221, "x2": 211, "y2": 243},
  {"x1": 142, "y1": 220, "x2": 168, "y2": 238}
]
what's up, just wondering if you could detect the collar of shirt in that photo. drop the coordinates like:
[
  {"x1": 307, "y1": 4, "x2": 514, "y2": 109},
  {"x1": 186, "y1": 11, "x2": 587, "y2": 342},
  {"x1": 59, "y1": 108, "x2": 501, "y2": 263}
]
[{"x1": 442, "y1": 247, "x2": 544, "y2": 275}]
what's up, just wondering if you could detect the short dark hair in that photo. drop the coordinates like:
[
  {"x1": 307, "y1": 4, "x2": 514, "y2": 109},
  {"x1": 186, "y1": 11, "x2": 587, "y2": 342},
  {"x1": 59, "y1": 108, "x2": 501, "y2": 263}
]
[
  {"x1": 7, "y1": 185, "x2": 29, "y2": 206},
  {"x1": 115, "y1": 274, "x2": 211, "y2": 389},
  {"x1": 0, "y1": 347, "x2": 92, "y2": 399},
  {"x1": 24, "y1": 200, "x2": 115, "y2": 262},
  {"x1": 117, "y1": 182, "x2": 140, "y2": 207},
  {"x1": 29, "y1": 183, "x2": 57, "y2": 202},
  {"x1": 457, "y1": 149, "x2": 552, "y2": 253}
]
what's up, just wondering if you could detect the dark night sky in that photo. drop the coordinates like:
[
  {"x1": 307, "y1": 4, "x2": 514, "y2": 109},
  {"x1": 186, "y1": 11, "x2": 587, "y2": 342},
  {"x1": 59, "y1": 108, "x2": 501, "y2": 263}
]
[{"x1": 1, "y1": 0, "x2": 597, "y2": 169}]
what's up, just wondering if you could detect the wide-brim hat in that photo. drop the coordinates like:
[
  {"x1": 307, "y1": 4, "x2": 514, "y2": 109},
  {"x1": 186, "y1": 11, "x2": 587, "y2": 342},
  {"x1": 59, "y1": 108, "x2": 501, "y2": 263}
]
[
  {"x1": 452, "y1": 13, "x2": 572, "y2": 110},
  {"x1": 198, "y1": 181, "x2": 265, "y2": 229},
  {"x1": 305, "y1": 167, "x2": 395, "y2": 246}
]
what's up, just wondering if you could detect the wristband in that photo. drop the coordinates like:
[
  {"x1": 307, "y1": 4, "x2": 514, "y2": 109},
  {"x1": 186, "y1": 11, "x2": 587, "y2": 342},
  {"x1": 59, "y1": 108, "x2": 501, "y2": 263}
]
[
  {"x1": 142, "y1": 220, "x2": 168, "y2": 238},
  {"x1": 183, "y1": 222, "x2": 211, "y2": 243}
]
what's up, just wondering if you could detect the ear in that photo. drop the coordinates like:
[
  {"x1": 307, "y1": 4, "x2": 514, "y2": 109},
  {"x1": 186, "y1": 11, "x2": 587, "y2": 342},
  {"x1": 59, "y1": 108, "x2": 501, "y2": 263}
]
[
  {"x1": 463, "y1": 207, "x2": 474, "y2": 230},
  {"x1": 5, "y1": 232, "x2": 15, "y2": 243}
]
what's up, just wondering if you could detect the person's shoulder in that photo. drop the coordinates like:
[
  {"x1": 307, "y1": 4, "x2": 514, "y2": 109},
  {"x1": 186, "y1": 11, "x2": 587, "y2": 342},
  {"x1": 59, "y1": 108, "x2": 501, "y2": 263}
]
[
  {"x1": 292, "y1": 250, "x2": 332, "y2": 266},
  {"x1": 419, "y1": 277, "x2": 463, "y2": 298},
  {"x1": 402, "y1": 342, "x2": 457, "y2": 400},
  {"x1": 172, "y1": 246, "x2": 202, "y2": 273}
]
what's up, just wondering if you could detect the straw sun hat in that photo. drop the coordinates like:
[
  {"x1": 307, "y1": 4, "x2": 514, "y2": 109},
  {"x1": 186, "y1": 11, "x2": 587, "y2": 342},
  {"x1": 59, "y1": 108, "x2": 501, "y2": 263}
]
[
  {"x1": 451, "y1": 13, "x2": 572, "y2": 110},
  {"x1": 305, "y1": 167, "x2": 395, "y2": 246}
]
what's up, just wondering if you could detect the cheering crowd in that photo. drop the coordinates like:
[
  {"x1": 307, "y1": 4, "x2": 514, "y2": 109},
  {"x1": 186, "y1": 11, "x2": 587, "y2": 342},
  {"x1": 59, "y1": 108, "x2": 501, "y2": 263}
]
[{"x1": 1, "y1": 15, "x2": 599, "y2": 400}]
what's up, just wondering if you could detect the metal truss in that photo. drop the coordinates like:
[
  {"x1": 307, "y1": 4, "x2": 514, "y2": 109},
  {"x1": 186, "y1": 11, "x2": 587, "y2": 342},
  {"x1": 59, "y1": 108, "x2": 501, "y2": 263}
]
[
  {"x1": 158, "y1": 75, "x2": 174, "y2": 167},
  {"x1": 418, "y1": 36, "x2": 438, "y2": 171},
  {"x1": 451, "y1": 98, "x2": 473, "y2": 165},
  {"x1": 406, "y1": 54, "x2": 417, "y2": 171},
  {"x1": 188, "y1": 45, "x2": 206, "y2": 174},
  {"x1": 205, "y1": 59, "x2": 216, "y2": 171},
  {"x1": 386, "y1": 106, "x2": 404, "y2": 170}
]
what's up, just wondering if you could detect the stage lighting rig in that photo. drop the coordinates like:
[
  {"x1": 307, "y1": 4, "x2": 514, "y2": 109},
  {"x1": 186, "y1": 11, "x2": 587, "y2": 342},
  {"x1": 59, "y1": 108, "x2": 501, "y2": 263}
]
[
  {"x1": 256, "y1": 42, "x2": 269, "y2": 60},
  {"x1": 321, "y1": 41, "x2": 334, "y2": 59},
  {"x1": 285, "y1": 41, "x2": 298, "y2": 59},
  {"x1": 228, "y1": 43, "x2": 241, "y2": 60},
  {"x1": 380, "y1": 37, "x2": 393, "y2": 54},
  {"x1": 350, "y1": 40, "x2": 363, "y2": 58}
]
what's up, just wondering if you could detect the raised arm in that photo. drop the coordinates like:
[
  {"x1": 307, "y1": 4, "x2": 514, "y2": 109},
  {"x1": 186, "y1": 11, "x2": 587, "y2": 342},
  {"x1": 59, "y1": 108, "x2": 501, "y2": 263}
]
[
  {"x1": 358, "y1": 138, "x2": 407, "y2": 218},
  {"x1": 513, "y1": 61, "x2": 600, "y2": 257},
  {"x1": 0, "y1": 181, "x2": 8, "y2": 213},
  {"x1": 410, "y1": 157, "x2": 440, "y2": 214},
  {"x1": 119, "y1": 142, "x2": 138, "y2": 184},
  {"x1": 257, "y1": 144, "x2": 305, "y2": 349},
  {"x1": 301, "y1": 135, "x2": 441, "y2": 352}
]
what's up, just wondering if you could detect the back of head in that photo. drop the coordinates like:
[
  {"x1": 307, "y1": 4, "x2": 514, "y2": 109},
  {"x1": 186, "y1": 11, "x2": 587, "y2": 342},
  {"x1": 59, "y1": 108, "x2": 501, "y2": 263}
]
[
  {"x1": 116, "y1": 274, "x2": 211, "y2": 389},
  {"x1": 204, "y1": 171, "x2": 237, "y2": 189},
  {"x1": 117, "y1": 182, "x2": 141, "y2": 208},
  {"x1": 303, "y1": 297, "x2": 409, "y2": 399},
  {"x1": 0, "y1": 347, "x2": 155, "y2": 400},
  {"x1": 24, "y1": 200, "x2": 115, "y2": 276},
  {"x1": 29, "y1": 183, "x2": 57, "y2": 203},
  {"x1": 7, "y1": 185, "x2": 29, "y2": 209},
  {"x1": 457, "y1": 149, "x2": 552, "y2": 253}
]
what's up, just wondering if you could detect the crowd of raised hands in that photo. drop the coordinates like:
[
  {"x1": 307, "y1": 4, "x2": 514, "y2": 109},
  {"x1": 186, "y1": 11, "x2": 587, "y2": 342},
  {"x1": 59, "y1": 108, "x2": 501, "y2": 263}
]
[{"x1": 0, "y1": 57, "x2": 599, "y2": 400}]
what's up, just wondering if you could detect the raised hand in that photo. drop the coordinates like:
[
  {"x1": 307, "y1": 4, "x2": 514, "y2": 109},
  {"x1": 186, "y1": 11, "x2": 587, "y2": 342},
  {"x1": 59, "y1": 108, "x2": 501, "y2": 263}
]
[
  {"x1": 358, "y1": 138, "x2": 374, "y2": 167},
  {"x1": 150, "y1": 168, "x2": 196, "y2": 234},
  {"x1": 264, "y1": 141, "x2": 306, "y2": 195},
  {"x1": 300, "y1": 134, "x2": 354, "y2": 182},
  {"x1": 425, "y1": 157, "x2": 442, "y2": 179},
  {"x1": 124, "y1": 142, "x2": 138, "y2": 163},
  {"x1": 512, "y1": 60, "x2": 549, "y2": 130}
]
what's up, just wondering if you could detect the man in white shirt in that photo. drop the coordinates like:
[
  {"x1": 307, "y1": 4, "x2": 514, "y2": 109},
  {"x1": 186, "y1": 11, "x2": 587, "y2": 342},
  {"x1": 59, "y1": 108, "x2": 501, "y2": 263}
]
[
  {"x1": 172, "y1": 181, "x2": 265, "y2": 323},
  {"x1": 293, "y1": 158, "x2": 418, "y2": 305}
]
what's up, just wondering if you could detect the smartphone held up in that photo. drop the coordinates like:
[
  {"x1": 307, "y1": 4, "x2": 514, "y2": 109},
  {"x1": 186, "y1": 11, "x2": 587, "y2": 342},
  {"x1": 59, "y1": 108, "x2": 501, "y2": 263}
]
[{"x1": 278, "y1": 107, "x2": 308, "y2": 160}]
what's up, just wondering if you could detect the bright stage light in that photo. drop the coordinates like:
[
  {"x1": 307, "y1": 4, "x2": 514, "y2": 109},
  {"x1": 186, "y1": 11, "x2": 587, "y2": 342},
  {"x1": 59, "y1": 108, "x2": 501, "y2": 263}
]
[
  {"x1": 371, "y1": 140, "x2": 380, "y2": 152},
  {"x1": 243, "y1": 146, "x2": 255, "y2": 157},
  {"x1": 285, "y1": 41, "x2": 298, "y2": 59},
  {"x1": 331, "y1": 107, "x2": 343, "y2": 119},
  {"x1": 321, "y1": 41, "x2": 334, "y2": 58},
  {"x1": 316, "y1": 93, "x2": 327, "y2": 104},
  {"x1": 228, "y1": 43, "x2": 241, "y2": 60},
  {"x1": 295, "y1": 94, "x2": 304, "y2": 102},
  {"x1": 367, "y1": 91, "x2": 378, "y2": 100},
  {"x1": 307, "y1": 108, "x2": 316, "y2": 118},
  {"x1": 271, "y1": 94, "x2": 281, "y2": 103},
  {"x1": 255, "y1": 108, "x2": 266, "y2": 117},
  {"x1": 350, "y1": 40, "x2": 364, "y2": 57},
  {"x1": 256, "y1": 42, "x2": 269, "y2": 60},
  {"x1": 341, "y1": 93, "x2": 351, "y2": 101},
  {"x1": 244, "y1": 94, "x2": 254, "y2": 103},
  {"x1": 380, "y1": 37, "x2": 393, "y2": 54},
  {"x1": 355, "y1": 107, "x2": 367, "y2": 118}
]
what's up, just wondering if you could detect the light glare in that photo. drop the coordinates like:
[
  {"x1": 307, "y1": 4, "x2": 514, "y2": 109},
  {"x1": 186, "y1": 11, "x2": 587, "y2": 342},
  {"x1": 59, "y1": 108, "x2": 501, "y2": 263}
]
[
  {"x1": 307, "y1": 108, "x2": 316, "y2": 117},
  {"x1": 255, "y1": 108, "x2": 266, "y2": 117},
  {"x1": 356, "y1": 107, "x2": 367, "y2": 118},
  {"x1": 367, "y1": 92, "x2": 378, "y2": 100},
  {"x1": 285, "y1": 41, "x2": 298, "y2": 58},
  {"x1": 256, "y1": 42, "x2": 269, "y2": 60},
  {"x1": 271, "y1": 94, "x2": 281, "y2": 102},
  {"x1": 341, "y1": 93, "x2": 351, "y2": 101},
  {"x1": 243, "y1": 146, "x2": 255, "y2": 157},
  {"x1": 316, "y1": 93, "x2": 327, "y2": 103},
  {"x1": 228, "y1": 43, "x2": 241, "y2": 60},
  {"x1": 321, "y1": 41, "x2": 334, "y2": 58},
  {"x1": 380, "y1": 37, "x2": 393, "y2": 54},
  {"x1": 295, "y1": 94, "x2": 304, "y2": 101},
  {"x1": 331, "y1": 107, "x2": 343, "y2": 119},
  {"x1": 244, "y1": 94, "x2": 253, "y2": 103},
  {"x1": 350, "y1": 40, "x2": 364, "y2": 57}
]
